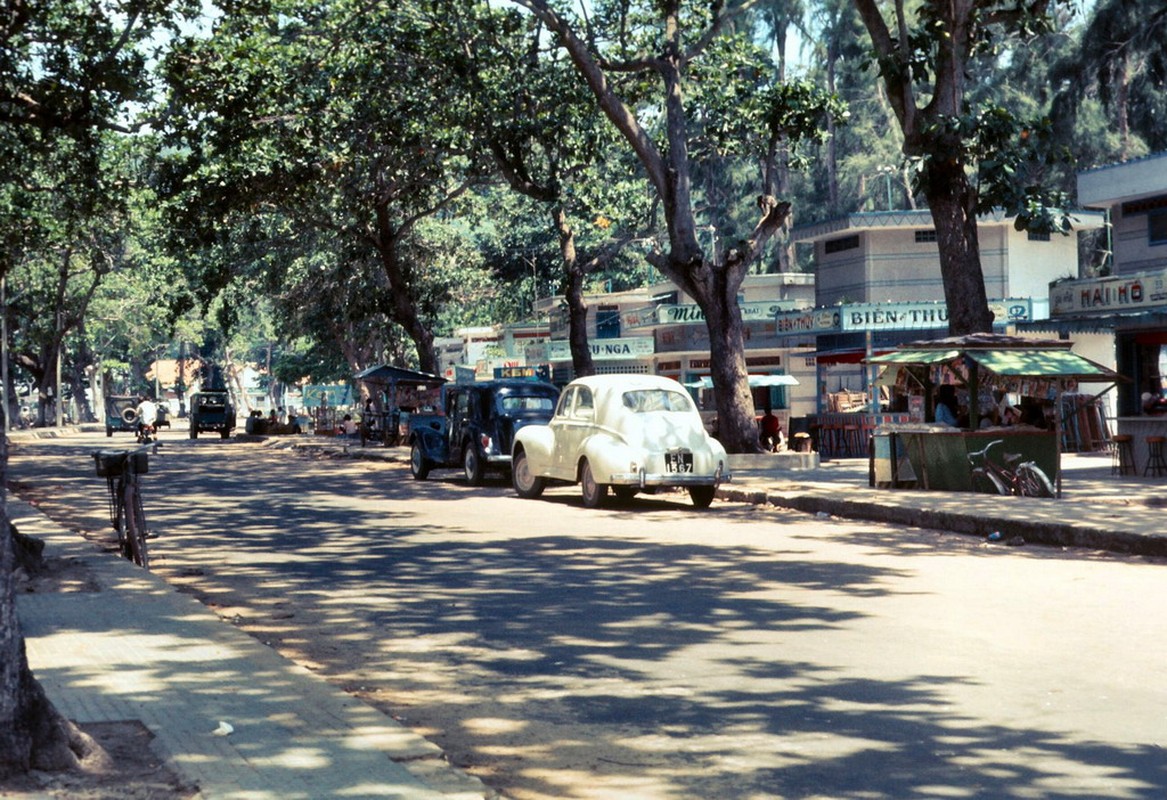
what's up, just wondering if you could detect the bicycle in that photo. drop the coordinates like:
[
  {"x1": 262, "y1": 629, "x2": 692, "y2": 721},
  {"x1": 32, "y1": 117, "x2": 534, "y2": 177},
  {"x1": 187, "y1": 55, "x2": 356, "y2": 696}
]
[
  {"x1": 93, "y1": 446, "x2": 153, "y2": 568},
  {"x1": 967, "y1": 439, "x2": 1055, "y2": 498}
]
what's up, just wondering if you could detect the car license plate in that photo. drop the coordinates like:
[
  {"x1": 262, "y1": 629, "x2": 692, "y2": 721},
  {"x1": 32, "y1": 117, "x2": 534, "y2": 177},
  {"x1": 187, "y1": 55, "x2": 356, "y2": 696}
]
[{"x1": 665, "y1": 451, "x2": 693, "y2": 473}]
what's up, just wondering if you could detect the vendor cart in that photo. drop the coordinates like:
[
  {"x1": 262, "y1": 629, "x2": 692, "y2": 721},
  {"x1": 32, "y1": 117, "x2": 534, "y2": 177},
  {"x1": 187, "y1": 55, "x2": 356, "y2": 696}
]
[
  {"x1": 353, "y1": 364, "x2": 446, "y2": 446},
  {"x1": 866, "y1": 333, "x2": 1125, "y2": 497}
]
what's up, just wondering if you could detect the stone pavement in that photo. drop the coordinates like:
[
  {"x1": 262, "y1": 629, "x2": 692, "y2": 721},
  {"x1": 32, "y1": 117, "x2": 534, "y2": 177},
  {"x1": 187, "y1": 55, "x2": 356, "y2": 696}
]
[
  {"x1": 11, "y1": 497, "x2": 493, "y2": 800},
  {"x1": 8, "y1": 429, "x2": 1165, "y2": 800}
]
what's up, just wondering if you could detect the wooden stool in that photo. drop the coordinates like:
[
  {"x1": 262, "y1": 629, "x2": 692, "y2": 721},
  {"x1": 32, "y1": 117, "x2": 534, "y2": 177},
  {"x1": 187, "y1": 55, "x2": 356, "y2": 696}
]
[
  {"x1": 1144, "y1": 435, "x2": 1167, "y2": 477},
  {"x1": 1111, "y1": 434, "x2": 1135, "y2": 476}
]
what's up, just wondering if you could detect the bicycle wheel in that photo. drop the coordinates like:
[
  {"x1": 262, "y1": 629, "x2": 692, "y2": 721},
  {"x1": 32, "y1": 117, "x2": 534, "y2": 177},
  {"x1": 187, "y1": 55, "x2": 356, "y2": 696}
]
[
  {"x1": 110, "y1": 477, "x2": 132, "y2": 560},
  {"x1": 971, "y1": 467, "x2": 1009, "y2": 495},
  {"x1": 1016, "y1": 463, "x2": 1055, "y2": 498},
  {"x1": 122, "y1": 481, "x2": 149, "y2": 569}
]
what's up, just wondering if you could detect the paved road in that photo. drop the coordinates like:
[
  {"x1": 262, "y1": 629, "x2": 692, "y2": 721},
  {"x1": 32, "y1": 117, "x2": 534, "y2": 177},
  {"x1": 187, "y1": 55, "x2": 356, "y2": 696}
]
[{"x1": 9, "y1": 431, "x2": 1167, "y2": 799}]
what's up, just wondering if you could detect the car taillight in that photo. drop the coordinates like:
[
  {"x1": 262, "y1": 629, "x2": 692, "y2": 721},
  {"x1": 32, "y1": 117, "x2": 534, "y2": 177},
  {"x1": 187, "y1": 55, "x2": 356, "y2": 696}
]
[{"x1": 480, "y1": 433, "x2": 492, "y2": 451}]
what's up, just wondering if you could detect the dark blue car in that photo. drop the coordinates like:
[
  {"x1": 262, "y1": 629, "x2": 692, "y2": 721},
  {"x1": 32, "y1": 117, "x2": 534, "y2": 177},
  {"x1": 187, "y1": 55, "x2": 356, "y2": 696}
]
[{"x1": 408, "y1": 379, "x2": 560, "y2": 485}]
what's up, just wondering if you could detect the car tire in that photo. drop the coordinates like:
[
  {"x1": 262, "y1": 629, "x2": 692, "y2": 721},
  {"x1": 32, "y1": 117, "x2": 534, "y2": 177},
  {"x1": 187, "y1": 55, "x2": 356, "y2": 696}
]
[
  {"x1": 581, "y1": 461, "x2": 607, "y2": 509},
  {"x1": 512, "y1": 449, "x2": 545, "y2": 499},
  {"x1": 219, "y1": 429, "x2": 230, "y2": 439},
  {"x1": 410, "y1": 441, "x2": 431, "y2": 480},
  {"x1": 463, "y1": 444, "x2": 485, "y2": 486},
  {"x1": 688, "y1": 486, "x2": 716, "y2": 509}
]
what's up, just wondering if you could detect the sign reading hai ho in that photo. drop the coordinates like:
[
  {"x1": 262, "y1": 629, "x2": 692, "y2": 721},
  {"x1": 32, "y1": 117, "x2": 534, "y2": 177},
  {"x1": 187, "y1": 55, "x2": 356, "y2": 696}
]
[{"x1": 1050, "y1": 269, "x2": 1167, "y2": 316}]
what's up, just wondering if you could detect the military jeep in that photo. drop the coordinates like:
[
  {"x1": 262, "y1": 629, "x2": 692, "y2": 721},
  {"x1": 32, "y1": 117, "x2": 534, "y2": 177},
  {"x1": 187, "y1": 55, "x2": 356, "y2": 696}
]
[{"x1": 189, "y1": 391, "x2": 237, "y2": 439}]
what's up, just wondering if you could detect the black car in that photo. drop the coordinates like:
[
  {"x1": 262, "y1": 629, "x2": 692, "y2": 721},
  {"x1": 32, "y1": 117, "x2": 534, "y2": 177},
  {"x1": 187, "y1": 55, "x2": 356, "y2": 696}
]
[{"x1": 408, "y1": 379, "x2": 560, "y2": 484}]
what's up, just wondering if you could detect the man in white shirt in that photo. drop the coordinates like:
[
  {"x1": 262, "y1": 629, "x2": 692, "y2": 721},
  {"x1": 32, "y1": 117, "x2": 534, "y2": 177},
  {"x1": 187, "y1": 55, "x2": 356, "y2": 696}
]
[{"x1": 135, "y1": 395, "x2": 158, "y2": 431}]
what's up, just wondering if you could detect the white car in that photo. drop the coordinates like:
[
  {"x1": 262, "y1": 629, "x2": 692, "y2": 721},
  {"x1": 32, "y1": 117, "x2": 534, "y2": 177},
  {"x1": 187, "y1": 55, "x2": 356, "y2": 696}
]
[{"x1": 510, "y1": 374, "x2": 731, "y2": 508}]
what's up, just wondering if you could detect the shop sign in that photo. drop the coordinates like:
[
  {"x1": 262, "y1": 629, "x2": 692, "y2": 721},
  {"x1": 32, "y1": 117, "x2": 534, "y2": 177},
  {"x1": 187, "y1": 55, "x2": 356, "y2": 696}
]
[
  {"x1": 774, "y1": 307, "x2": 842, "y2": 335},
  {"x1": 1050, "y1": 269, "x2": 1167, "y2": 316},
  {"x1": 541, "y1": 337, "x2": 655, "y2": 361},
  {"x1": 629, "y1": 301, "x2": 804, "y2": 328},
  {"x1": 838, "y1": 298, "x2": 1030, "y2": 331}
]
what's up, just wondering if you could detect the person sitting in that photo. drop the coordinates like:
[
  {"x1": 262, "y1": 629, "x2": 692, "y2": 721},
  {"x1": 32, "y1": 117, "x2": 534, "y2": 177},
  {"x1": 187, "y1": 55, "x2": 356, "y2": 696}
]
[
  {"x1": 934, "y1": 385, "x2": 959, "y2": 427},
  {"x1": 1142, "y1": 388, "x2": 1167, "y2": 415},
  {"x1": 340, "y1": 413, "x2": 359, "y2": 438},
  {"x1": 759, "y1": 408, "x2": 784, "y2": 452},
  {"x1": 135, "y1": 394, "x2": 158, "y2": 436}
]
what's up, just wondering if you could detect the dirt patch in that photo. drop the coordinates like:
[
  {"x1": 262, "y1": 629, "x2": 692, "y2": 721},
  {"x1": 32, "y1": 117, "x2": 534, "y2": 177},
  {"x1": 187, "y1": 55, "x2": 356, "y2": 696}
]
[
  {"x1": 15, "y1": 555, "x2": 101, "y2": 594},
  {"x1": 0, "y1": 720, "x2": 199, "y2": 799}
]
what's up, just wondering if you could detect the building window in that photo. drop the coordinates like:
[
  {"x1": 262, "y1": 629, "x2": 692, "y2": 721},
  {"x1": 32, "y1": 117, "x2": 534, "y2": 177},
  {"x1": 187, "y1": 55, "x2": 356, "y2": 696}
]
[
  {"x1": 595, "y1": 305, "x2": 621, "y2": 339},
  {"x1": 824, "y1": 234, "x2": 860, "y2": 254},
  {"x1": 1028, "y1": 231, "x2": 1051, "y2": 242},
  {"x1": 914, "y1": 230, "x2": 938, "y2": 243},
  {"x1": 1150, "y1": 211, "x2": 1167, "y2": 246}
]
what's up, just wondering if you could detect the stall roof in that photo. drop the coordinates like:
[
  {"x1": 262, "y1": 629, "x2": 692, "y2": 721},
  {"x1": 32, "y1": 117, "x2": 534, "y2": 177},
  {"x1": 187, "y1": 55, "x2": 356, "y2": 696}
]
[
  {"x1": 354, "y1": 364, "x2": 446, "y2": 385},
  {"x1": 865, "y1": 334, "x2": 1126, "y2": 383},
  {"x1": 966, "y1": 349, "x2": 1122, "y2": 381}
]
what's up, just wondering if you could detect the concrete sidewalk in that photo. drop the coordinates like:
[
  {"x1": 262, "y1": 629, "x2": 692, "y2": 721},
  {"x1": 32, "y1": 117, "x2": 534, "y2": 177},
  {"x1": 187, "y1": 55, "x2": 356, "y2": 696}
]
[{"x1": 11, "y1": 499, "x2": 492, "y2": 800}]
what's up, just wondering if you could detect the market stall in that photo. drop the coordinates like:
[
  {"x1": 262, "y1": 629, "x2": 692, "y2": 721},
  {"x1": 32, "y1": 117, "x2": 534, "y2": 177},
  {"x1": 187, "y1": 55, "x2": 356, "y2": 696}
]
[
  {"x1": 354, "y1": 364, "x2": 446, "y2": 445},
  {"x1": 865, "y1": 333, "x2": 1125, "y2": 497}
]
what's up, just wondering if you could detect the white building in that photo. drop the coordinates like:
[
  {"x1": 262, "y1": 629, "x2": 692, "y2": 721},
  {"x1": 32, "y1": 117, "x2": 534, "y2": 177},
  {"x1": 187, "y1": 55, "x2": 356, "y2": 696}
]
[{"x1": 792, "y1": 208, "x2": 1106, "y2": 410}]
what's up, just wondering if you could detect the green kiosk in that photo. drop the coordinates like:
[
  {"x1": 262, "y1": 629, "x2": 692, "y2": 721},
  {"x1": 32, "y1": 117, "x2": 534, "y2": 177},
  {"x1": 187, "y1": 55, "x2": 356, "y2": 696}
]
[{"x1": 865, "y1": 334, "x2": 1124, "y2": 498}]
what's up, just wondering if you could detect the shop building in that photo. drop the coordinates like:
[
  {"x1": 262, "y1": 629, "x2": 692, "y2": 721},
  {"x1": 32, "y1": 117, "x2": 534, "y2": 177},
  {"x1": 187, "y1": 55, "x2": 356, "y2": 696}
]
[
  {"x1": 1038, "y1": 152, "x2": 1167, "y2": 467},
  {"x1": 791, "y1": 208, "x2": 1105, "y2": 405}
]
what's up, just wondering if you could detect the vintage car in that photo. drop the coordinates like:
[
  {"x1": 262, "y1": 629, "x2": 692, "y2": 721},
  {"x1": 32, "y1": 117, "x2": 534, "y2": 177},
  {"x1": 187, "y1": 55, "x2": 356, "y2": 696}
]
[
  {"x1": 189, "y1": 391, "x2": 237, "y2": 439},
  {"x1": 104, "y1": 395, "x2": 139, "y2": 436},
  {"x1": 511, "y1": 374, "x2": 731, "y2": 508},
  {"x1": 408, "y1": 379, "x2": 561, "y2": 485},
  {"x1": 104, "y1": 396, "x2": 170, "y2": 436}
]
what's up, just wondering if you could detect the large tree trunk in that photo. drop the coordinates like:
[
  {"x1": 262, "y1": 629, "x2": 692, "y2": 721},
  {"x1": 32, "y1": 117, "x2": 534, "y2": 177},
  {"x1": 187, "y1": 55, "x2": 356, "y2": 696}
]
[
  {"x1": 0, "y1": 416, "x2": 102, "y2": 776},
  {"x1": 924, "y1": 160, "x2": 994, "y2": 335},
  {"x1": 703, "y1": 287, "x2": 759, "y2": 453},
  {"x1": 553, "y1": 208, "x2": 595, "y2": 379}
]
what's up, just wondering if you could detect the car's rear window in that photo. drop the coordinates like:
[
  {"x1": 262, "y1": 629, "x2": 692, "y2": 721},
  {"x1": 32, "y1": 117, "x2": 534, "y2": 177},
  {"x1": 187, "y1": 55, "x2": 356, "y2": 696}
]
[
  {"x1": 622, "y1": 390, "x2": 693, "y2": 413},
  {"x1": 500, "y1": 394, "x2": 556, "y2": 412}
]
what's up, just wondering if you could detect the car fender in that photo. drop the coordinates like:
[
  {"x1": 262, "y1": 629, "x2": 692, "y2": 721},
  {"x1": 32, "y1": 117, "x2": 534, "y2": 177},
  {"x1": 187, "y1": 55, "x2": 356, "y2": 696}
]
[
  {"x1": 512, "y1": 424, "x2": 556, "y2": 475},
  {"x1": 409, "y1": 415, "x2": 448, "y2": 462},
  {"x1": 579, "y1": 432, "x2": 638, "y2": 481}
]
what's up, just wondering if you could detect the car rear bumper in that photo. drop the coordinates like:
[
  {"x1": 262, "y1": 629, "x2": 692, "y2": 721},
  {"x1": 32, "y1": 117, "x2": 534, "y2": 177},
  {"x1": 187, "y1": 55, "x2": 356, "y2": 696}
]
[{"x1": 606, "y1": 464, "x2": 730, "y2": 488}]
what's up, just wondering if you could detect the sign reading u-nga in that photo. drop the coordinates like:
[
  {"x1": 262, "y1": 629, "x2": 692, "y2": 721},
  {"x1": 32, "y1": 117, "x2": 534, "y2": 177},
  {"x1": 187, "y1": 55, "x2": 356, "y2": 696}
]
[{"x1": 529, "y1": 337, "x2": 656, "y2": 362}]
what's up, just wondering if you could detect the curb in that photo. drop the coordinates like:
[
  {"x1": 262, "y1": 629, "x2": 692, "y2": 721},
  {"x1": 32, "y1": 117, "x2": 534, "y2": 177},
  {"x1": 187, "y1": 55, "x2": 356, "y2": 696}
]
[{"x1": 718, "y1": 484, "x2": 1167, "y2": 557}]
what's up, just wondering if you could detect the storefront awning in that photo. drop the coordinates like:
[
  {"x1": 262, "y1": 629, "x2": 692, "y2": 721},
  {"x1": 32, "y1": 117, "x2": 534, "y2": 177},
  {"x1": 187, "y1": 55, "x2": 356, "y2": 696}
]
[
  {"x1": 684, "y1": 374, "x2": 800, "y2": 389},
  {"x1": 354, "y1": 364, "x2": 446, "y2": 385},
  {"x1": 867, "y1": 349, "x2": 961, "y2": 366}
]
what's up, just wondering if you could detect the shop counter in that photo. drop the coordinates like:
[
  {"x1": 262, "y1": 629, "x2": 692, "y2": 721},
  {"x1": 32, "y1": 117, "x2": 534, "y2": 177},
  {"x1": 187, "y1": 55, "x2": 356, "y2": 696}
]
[{"x1": 872, "y1": 424, "x2": 1057, "y2": 492}]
